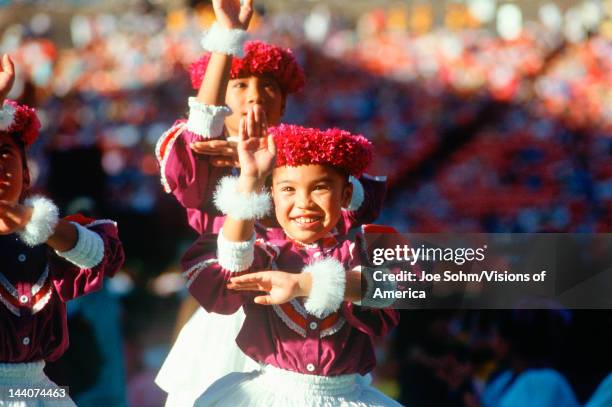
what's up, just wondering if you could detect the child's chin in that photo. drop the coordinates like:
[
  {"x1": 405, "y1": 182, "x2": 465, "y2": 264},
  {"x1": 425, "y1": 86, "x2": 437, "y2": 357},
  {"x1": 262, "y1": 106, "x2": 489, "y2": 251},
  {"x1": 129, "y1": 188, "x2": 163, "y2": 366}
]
[{"x1": 289, "y1": 229, "x2": 324, "y2": 245}]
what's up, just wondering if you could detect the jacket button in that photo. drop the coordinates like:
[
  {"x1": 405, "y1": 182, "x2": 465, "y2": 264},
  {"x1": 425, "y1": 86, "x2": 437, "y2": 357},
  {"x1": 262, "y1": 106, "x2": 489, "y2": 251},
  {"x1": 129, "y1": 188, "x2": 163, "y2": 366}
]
[
  {"x1": 22, "y1": 337, "x2": 30, "y2": 345},
  {"x1": 306, "y1": 363, "x2": 315, "y2": 372},
  {"x1": 309, "y1": 322, "x2": 318, "y2": 330},
  {"x1": 18, "y1": 254, "x2": 26, "y2": 262},
  {"x1": 19, "y1": 295, "x2": 28, "y2": 304}
]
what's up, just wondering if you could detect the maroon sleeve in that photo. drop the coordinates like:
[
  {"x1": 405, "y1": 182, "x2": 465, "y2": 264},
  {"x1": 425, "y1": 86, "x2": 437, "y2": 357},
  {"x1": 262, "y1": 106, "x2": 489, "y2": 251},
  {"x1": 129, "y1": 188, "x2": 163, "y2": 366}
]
[{"x1": 48, "y1": 220, "x2": 125, "y2": 302}]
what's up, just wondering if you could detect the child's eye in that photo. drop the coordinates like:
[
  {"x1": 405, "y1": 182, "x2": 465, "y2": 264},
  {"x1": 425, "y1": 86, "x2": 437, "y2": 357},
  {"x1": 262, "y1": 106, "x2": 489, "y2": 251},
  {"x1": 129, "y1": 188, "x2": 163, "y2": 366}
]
[
  {"x1": 280, "y1": 186, "x2": 294, "y2": 192},
  {"x1": 313, "y1": 184, "x2": 329, "y2": 191},
  {"x1": 233, "y1": 82, "x2": 247, "y2": 89}
]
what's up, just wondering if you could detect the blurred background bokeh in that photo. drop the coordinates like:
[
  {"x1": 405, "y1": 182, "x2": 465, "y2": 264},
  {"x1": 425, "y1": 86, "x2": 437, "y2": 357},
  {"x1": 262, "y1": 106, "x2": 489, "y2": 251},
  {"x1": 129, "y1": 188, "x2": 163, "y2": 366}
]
[{"x1": 1, "y1": 0, "x2": 611, "y2": 406}]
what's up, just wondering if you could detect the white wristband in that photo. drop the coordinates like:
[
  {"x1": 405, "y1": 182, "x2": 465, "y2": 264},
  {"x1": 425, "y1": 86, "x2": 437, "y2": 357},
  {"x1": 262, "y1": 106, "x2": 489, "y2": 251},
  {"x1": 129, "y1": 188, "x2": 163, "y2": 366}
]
[
  {"x1": 201, "y1": 23, "x2": 248, "y2": 57},
  {"x1": 213, "y1": 176, "x2": 272, "y2": 220},
  {"x1": 0, "y1": 102, "x2": 16, "y2": 131},
  {"x1": 303, "y1": 257, "x2": 346, "y2": 318},
  {"x1": 217, "y1": 229, "x2": 256, "y2": 272},
  {"x1": 17, "y1": 196, "x2": 59, "y2": 247},
  {"x1": 186, "y1": 97, "x2": 232, "y2": 138},
  {"x1": 55, "y1": 222, "x2": 104, "y2": 269}
]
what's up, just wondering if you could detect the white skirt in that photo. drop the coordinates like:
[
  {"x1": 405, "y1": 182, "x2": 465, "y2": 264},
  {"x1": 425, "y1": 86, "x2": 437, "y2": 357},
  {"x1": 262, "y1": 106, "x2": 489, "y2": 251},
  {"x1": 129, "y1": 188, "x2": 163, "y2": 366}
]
[
  {"x1": 155, "y1": 307, "x2": 259, "y2": 407},
  {"x1": 0, "y1": 361, "x2": 76, "y2": 407},
  {"x1": 195, "y1": 365, "x2": 404, "y2": 407}
]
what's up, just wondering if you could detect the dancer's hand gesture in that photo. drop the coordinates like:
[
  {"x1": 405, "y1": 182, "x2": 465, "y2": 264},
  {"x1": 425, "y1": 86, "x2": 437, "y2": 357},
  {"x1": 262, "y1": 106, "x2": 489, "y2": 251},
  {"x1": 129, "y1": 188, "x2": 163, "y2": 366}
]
[
  {"x1": 236, "y1": 105, "x2": 275, "y2": 187},
  {"x1": 0, "y1": 54, "x2": 15, "y2": 105},
  {"x1": 0, "y1": 201, "x2": 32, "y2": 235},
  {"x1": 213, "y1": 0, "x2": 254, "y2": 31},
  {"x1": 227, "y1": 270, "x2": 305, "y2": 305},
  {"x1": 191, "y1": 139, "x2": 239, "y2": 168}
]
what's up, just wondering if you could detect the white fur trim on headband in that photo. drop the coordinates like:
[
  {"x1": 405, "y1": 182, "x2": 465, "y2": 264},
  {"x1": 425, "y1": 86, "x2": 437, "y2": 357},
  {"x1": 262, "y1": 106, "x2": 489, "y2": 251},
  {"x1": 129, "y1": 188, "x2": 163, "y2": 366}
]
[
  {"x1": 303, "y1": 257, "x2": 346, "y2": 318},
  {"x1": 55, "y1": 222, "x2": 104, "y2": 269},
  {"x1": 186, "y1": 97, "x2": 232, "y2": 139},
  {"x1": 217, "y1": 229, "x2": 255, "y2": 272},
  {"x1": 0, "y1": 103, "x2": 16, "y2": 131},
  {"x1": 200, "y1": 23, "x2": 248, "y2": 57},
  {"x1": 17, "y1": 196, "x2": 59, "y2": 247},
  {"x1": 213, "y1": 176, "x2": 272, "y2": 220},
  {"x1": 345, "y1": 176, "x2": 364, "y2": 211}
]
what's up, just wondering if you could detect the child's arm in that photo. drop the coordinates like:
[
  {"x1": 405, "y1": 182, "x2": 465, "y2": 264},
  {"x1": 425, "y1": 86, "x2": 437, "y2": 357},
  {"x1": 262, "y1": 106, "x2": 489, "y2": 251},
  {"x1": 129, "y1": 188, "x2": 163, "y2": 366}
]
[
  {"x1": 196, "y1": 0, "x2": 252, "y2": 107},
  {"x1": 155, "y1": 0, "x2": 252, "y2": 231},
  {"x1": 0, "y1": 198, "x2": 125, "y2": 301},
  {"x1": 217, "y1": 106, "x2": 275, "y2": 243},
  {"x1": 181, "y1": 231, "x2": 269, "y2": 314}
]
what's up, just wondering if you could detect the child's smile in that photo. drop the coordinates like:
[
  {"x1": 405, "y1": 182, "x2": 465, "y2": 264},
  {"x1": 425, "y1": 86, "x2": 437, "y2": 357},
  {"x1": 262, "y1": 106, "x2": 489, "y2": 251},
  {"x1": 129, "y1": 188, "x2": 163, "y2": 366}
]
[{"x1": 272, "y1": 164, "x2": 352, "y2": 244}]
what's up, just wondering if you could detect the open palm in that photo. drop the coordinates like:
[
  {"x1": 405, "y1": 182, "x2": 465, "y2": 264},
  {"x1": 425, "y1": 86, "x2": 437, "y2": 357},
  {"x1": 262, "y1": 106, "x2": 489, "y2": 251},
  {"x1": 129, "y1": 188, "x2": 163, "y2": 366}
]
[
  {"x1": 227, "y1": 271, "x2": 301, "y2": 305},
  {"x1": 237, "y1": 109, "x2": 276, "y2": 179},
  {"x1": 213, "y1": 0, "x2": 253, "y2": 30}
]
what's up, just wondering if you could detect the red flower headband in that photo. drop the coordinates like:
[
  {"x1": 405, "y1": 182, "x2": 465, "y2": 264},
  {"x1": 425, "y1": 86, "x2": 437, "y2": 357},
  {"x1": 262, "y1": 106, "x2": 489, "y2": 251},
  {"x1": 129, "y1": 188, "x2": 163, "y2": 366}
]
[
  {"x1": 189, "y1": 40, "x2": 305, "y2": 95},
  {"x1": 270, "y1": 124, "x2": 372, "y2": 178},
  {"x1": 0, "y1": 100, "x2": 41, "y2": 147}
]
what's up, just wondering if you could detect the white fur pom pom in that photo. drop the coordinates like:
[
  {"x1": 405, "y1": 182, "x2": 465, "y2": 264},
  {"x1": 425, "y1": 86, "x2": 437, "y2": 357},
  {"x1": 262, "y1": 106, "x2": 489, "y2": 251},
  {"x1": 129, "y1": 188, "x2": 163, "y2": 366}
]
[
  {"x1": 17, "y1": 196, "x2": 59, "y2": 247},
  {"x1": 303, "y1": 257, "x2": 346, "y2": 318},
  {"x1": 213, "y1": 176, "x2": 271, "y2": 220},
  {"x1": 200, "y1": 23, "x2": 248, "y2": 57}
]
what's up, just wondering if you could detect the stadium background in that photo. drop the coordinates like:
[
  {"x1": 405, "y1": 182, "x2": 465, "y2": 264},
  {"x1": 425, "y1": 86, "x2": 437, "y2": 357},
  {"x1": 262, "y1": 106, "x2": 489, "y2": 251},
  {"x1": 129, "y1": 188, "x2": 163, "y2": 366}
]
[{"x1": 1, "y1": 0, "x2": 611, "y2": 406}]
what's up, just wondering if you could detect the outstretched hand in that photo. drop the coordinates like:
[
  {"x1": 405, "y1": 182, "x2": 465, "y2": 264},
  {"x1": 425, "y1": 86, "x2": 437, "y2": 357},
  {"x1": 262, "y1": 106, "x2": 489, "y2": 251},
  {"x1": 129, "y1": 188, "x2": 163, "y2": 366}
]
[
  {"x1": 213, "y1": 0, "x2": 254, "y2": 31},
  {"x1": 191, "y1": 139, "x2": 240, "y2": 168},
  {"x1": 0, "y1": 201, "x2": 32, "y2": 235},
  {"x1": 0, "y1": 54, "x2": 15, "y2": 105},
  {"x1": 236, "y1": 105, "x2": 276, "y2": 182},
  {"x1": 227, "y1": 270, "x2": 307, "y2": 305}
]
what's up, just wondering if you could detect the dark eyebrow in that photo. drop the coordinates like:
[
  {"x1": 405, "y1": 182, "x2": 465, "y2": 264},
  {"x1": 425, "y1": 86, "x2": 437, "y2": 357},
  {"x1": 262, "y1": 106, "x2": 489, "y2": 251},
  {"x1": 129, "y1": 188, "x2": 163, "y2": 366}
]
[
  {"x1": 312, "y1": 177, "x2": 335, "y2": 184},
  {"x1": 275, "y1": 180, "x2": 293, "y2": 186}
]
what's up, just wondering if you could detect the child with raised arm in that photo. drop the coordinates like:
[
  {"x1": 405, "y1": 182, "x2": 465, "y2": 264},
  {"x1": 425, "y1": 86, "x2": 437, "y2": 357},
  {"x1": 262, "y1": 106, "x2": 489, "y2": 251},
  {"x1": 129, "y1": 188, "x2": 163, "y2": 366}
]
[
  {"x1": 183, "y1": 118, "x2": 402, "y2": 406},
  {"x1": 0, "y1": 55, "x2": 125, "y2": 407},
  {"x1": 155, "y1": 1, "x2": 387, "y2": 404}
]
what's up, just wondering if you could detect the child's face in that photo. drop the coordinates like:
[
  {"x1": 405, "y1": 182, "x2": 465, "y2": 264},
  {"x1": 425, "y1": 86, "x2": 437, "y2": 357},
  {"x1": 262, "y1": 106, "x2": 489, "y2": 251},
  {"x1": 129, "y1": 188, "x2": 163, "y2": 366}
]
[
  {"x1": 224, "y1": 74, "x2": 284, "y2": 136},
  {"x1": 272, "y1": 164, "x2": 353, "y2": 244},
  {"x1": 0, "y1": 133, "x2": 27, "y2": 203}
]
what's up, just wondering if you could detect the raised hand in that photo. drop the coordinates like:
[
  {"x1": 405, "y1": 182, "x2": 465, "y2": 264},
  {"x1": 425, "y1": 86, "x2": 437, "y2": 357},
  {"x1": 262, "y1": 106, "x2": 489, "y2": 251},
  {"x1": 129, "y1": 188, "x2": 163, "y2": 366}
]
[
  {"x1": 227, "y1": 270, "x2": 304, "y2": 305},
  {"x1": 0, "y1": 201, "x2": 32, "y2": 235},
  {"x1": 236, "y1": 105, "x2": 275, "y2": 183},
  {"x1": 213, "y1": 0, "x2": 254, "y2": 30},
  {"x1": 0, "y1": 54, "x2": 15, "y2": 105}
]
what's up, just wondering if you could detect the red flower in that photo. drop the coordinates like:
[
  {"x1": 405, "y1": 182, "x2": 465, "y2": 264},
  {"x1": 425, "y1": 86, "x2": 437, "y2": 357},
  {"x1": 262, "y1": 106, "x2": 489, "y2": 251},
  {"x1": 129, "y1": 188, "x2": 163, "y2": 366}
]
[
  {"x1": 189, "y1": 40, "x2": 305, "y2": 95},
  {"x1": 270, "y1": 124, "x2": 372, "y2": 178}
]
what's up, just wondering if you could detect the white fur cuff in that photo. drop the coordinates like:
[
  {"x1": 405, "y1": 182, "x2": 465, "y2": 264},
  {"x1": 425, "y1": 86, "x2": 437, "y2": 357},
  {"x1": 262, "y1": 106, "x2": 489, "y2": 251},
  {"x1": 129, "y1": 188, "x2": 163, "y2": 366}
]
[
  {"x1": 345, "y1": 176, "x2": 364, "y2": 211},
  {"x1": 55, "y1": 222, "x2": 104, "y2": 269},
  {"x1": 200, "y1": 23, "x2": 248, "y2": 57},
  {"x1": 217, "y1": 229, "x2": 255, "y2": 272},
  {"x1": 0, "y1": 102, "x2": 16, "y2": 131},
  {"x1": 186, "y1": 97, "x2": 232, "y2": 138},
  {"x1": 303, "y1": 258, "x2": 346, "y2": 318},
  {"x1": 213, "y1": 176, "x2": 272, "y2": 220},
  {"x1": 17, "y1": 196, "x2": 59, "y2": 247}
]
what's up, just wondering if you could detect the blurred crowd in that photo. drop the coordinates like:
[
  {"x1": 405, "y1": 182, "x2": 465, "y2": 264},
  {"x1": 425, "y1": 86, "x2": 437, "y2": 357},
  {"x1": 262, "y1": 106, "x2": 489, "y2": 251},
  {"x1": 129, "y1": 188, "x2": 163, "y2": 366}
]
[{"x1": 1, "y1": 1, "x2": 611, "y2": 406}]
